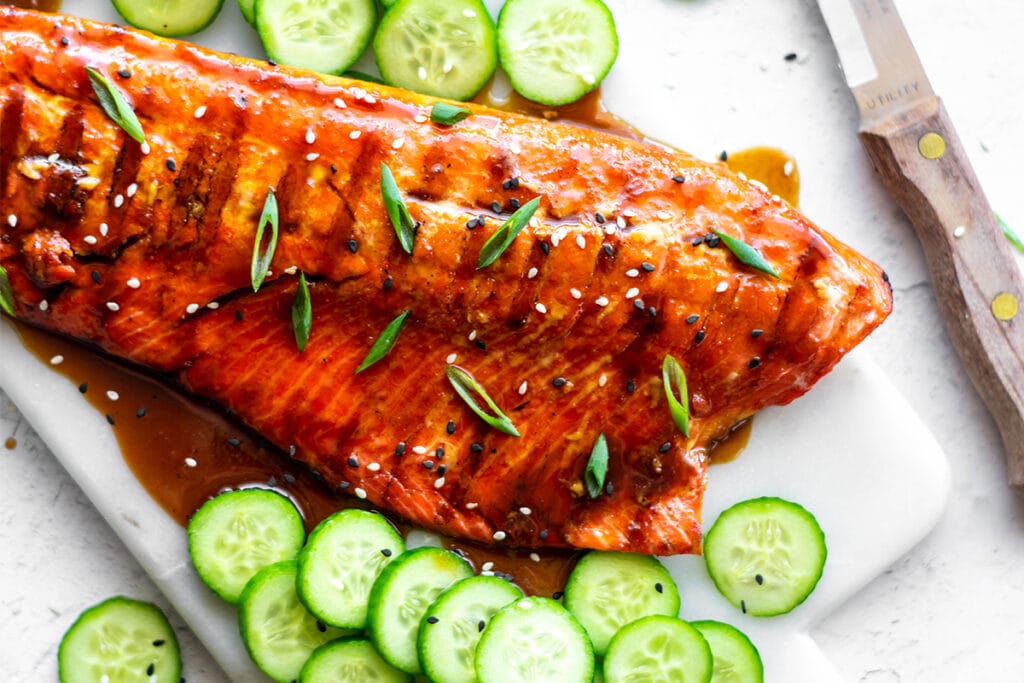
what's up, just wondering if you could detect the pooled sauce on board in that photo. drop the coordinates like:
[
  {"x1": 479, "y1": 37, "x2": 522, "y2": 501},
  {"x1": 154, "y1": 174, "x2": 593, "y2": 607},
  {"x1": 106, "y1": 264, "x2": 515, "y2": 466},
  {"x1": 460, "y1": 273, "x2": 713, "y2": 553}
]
[
  {"x1": 10, "y1": 81, "x2": 797, "y2": 593},
  {"x1": 2, "y1": 0, "x2": 62, "y2": 11}
]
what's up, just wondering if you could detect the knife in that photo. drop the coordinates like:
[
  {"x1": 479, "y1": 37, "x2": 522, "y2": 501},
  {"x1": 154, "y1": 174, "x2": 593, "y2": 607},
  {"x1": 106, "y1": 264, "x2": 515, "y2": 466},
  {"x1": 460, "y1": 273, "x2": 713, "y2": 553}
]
[{"x1": 815, "y1": 0, "x2": 1024, "y2": 486}]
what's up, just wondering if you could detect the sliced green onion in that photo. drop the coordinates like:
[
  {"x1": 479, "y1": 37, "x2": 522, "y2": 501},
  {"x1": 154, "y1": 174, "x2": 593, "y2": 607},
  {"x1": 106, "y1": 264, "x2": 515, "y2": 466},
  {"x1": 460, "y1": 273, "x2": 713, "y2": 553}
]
[
  {"x1": 292, "y1": 272, "x2": 311, "y2": 352},
  {"x1": 997, "y1": 214, "x2": 1024, "y2": 255},
  {"x1": 251, "y1": 188, "x2": 279, "y2": 292},
  {"x1": 85, "y1": 67, "x2": 145, "y2": 144},
  {"x1": 584, "y1": 433, "x2": 609, "y2": 499},
  {"x1": 477, "y1": 197, "x2": 541, "y2": 269},
  {"x1": 0, "y1": 265, "x2": 15, "y2": 317},
  {"x1": 662, "y1": 354, "x2": 690, "y2": 437},
  {"x1": 356, "y1": 310, "x2": 411, "y2": 373},
  {"x1": 711, "y1": 229, "x2": 779, "y2": 278},
  {"x1": 430, "y1": 102, "x2": 472, "y2": 126},
  {"x1": 445, "y1": 365, "x2": 520, "y2": 437},
  {"x1": 381, "y1": 163, "x2": 416, "y2": 254}
]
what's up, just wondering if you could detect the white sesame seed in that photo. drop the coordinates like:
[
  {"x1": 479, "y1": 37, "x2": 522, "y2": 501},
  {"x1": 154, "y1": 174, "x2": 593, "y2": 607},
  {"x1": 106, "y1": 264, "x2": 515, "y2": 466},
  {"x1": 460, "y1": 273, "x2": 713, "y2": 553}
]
[
  {"x1": 535, "y1": 302, "x2": 547, "y2": 314},
  {"x1": 771, "y1": 194, "x2": 781, "y2": 203},
  {"x1": 334, "y1": 97, "x2": 347, "y2": 108},
  {"x1": 518, "y1": 380, "x2": 528, "y2": 395},
  {"x1": 468, "y1": 330, "x2": 477, "y2": 341},
  {"x1": 47, "y1": 152, "x2": 59, "y2": 163},
  {"x1": 953, "y1": 225, "x2": 966, "y2": 238},
  {"x1": 39, "y1": 300, "x2": 48, "y2": 312},
  {"x1": 750, "y1": 179, "x2": 769, "y2": 193},
  {"x1": 99, "y1": 222, "x2": 109, "y2": 236},
  {"x1": 305, "y1": 129, "x2": 316, "y2": 144},
  {"x1": 529, "y1": 217, "x2": 539, "y2": 228},
  {"x1": 551, "y1": 233, "x2": 561, "y2": 247},
  {"x1": 481, "y1": 562, "x2": 494, "y2": 571},
  {"x1": 84, "y1": 235, "x2": 98, "y2": 245},
  {"x1": 354, "y1": 487, "x2": 367, "y2": 499},
  {"x1": 207, "y1": 302, "x2": 220, "y2": 309},
  {"x1": 716, "y1": 281, "x2": 729, "y2": 293},
  {"x1": 106, "y1": 390, "x2": 119, "y2": 401},
  {"x1": 434, "y1": 477, "x2": 446, "y2": 489},
  {"x1": 78, "y1": 177, "x2": 101, "y2": 191},
  {"x1": 527, "y1": 267, "x2": 539, "y2": 279},
  {"x1": 625, "y1": 268, "x2": 640, "y2": 278},
  {"x1": 657, "y1": 210, "x2": 671, "y2": 221},
  {"x1": 530, "y1": 553, "x2": 541, "y2": 563},
  {"x1": 140, "y1": 141, "x2": 151, "y2": 155},
  {"x1": 466, "y1": 502, "x2": 479, "y2": 510},
  {"x1": 413, "y1": 445, "x2": 428, "y2": 455},
  {"x1": 622, "y1": 209, "x2": 636, "y2": 218},
  {"x1": 492, "y1": 531, "x2": 507, "y2": 541},
  {"x1": 114, "y1": 194, "x2": 124, "y2": 208},
  {"x1": 519, "y1": 507, "x2": 532, "y2": 516},
  {"x1": 193, "y1": 105, "x2": 207, "y2": 119},
  {"x1": 106, "y1": 302, "x2": 120, "y2": 312},
  {"x1": 306, "y1": 152, "x2": 320, "y2": 161},
  {"x1": 50, "y1": 355, "x2": 64, "y2": 365},
  {"x1": 625, "y1": 287, "x2": 640, "y2": 299},
  {"x1": 392, "y1": 137, "x2": 405, "y2": 150},
  {"x1": 352, "y1": 87, "x2": 366, "y2": 99},
  {"x1": 126, "y1": 277, "x2": 141, "y2": 289},
  {"x1": 284, "y1": 265, "x2": 298, "y2": 275},
  {"x1": 414, "y1": 114, "x2": 428, "y2": 123},
  {"x1": 446, "y1": 353, "x2": 457, "y2": 364},
  {"x1": 737, "y1": 172, "x2": 748, "y2": 181},
  {"x1": 605, "y1": 225, "x2": 616, "y2": 235},
  {"x1": 595, "y1": 296, "x2": 609, "y2": 307},
  {"x1": 184, "y1": 457, "x2": 197, "y2": 468},
  {"x1": 367, "y1": 462, "x2": 381, "y2": 472},
  {"x1": 6, "y1": 214, "x2": 16, "y2": 227},
  {"x1": 783, "y1": 160, "x2": 795, "y2": 176},
  {"x1": 186, "y1": 303, "x2": 200, "y2": 314},
  {"x1": 617, "y1": 216, "x2": 626, "y2": 229},
  {"x1": 364, "y1": 95, "x2": 377, "y2": 105},
  {"x1": 349, "y1": 130, "x2": 362, "y2": 140},
  {"x1": 463, "y1": 8, "x2": 477, "y2": 17},
  {"x1": 570, "y1": 288, "x2": 582, "y2": 299},
  {"x1": 599, "y1": 373, "x2": 608, "y2": 387},
  {"x1": 575, "y1": 234, "x2": 586, "y2": 249},
  {"x1": 126, "y1": 182, "x2": 138, "y2": 197},
  {"x1": 418, "y1": 66, "x2": 428, "y2": 81}
]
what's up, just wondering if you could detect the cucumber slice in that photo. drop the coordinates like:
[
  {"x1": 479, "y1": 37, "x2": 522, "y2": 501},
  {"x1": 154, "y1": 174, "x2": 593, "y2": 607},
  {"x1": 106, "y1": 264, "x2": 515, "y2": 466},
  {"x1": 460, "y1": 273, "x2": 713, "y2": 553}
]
[
  {"x1": 111, "y1": 0, "x2": 225, "y2": 37},
  {"x1": 239, "y1": 561, "x2": 350, "y2": 683},
  {"x1": 475, "y1": 597, "x2": 594, "y2": 683},
  {"x1": 256, "y1": 0, "x2": 378, "y2": 75},
  {"x1": 187, "y1": 488, "x2": 305, "y2": 604},
  {"x1": 300, "y1": 638, "x2": 411, "y2": 682},
  {"x1": 563, "y1": 551, "x2": 681, "y2": 655},
  {"x1": 297, "y1": 509, "x2": 406, "y2": 629},
  {"x1": 58, "y1": 597, "x2": 181, "y2": 683},
  {"x1": 367, "y1": 547, "x2": 473, "y2": 674},
  {"x1": 418, "y1": 576, "x2": 523, "y2": 683},
  {"x1": 691, "y1": 620, "x2": 764, "y2": 683},
  {"x1": 373, "y1": 0, "x2": 498, "y2": 100},
  {"x1": 704, "y1": 496, "x2": 827, "y2": 617},
  {"x1": 497, "y1": 0, "x2": 618, "y2": 106},
  {"x1": 239, "y1": 0, "x2": 256, "y2": 26},
  {"x1": 604, "y1": 615, "x2": 712, "y2": 683}
]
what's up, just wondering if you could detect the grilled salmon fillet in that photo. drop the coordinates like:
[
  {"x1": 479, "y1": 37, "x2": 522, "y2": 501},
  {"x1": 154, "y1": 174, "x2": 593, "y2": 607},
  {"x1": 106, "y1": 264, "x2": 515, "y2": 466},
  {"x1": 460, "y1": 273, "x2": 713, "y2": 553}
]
[{"x1": 0, "y1": 8, "x2": 891, "y2": 555}]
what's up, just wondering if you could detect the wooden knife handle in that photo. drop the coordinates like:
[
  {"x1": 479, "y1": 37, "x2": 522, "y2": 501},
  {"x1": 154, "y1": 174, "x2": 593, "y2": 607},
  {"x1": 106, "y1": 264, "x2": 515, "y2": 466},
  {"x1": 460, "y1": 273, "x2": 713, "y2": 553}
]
[{"x1": 859, "y1": 95, "x2": 1024, "y2": 487}]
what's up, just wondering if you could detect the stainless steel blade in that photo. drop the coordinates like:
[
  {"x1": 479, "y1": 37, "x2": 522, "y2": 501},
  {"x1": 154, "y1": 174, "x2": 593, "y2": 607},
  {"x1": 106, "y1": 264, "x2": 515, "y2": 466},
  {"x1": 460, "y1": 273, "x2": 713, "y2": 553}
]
[{"x1": 816, "y1": 0, "x2": 935, "y2": 126}]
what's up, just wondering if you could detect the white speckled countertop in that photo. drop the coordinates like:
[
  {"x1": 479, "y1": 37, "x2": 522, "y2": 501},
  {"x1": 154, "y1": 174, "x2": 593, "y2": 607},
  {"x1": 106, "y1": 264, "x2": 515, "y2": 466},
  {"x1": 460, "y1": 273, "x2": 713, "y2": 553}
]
[{"x1": 2, "y1": 0, "x2": 1023, "y2": 680}]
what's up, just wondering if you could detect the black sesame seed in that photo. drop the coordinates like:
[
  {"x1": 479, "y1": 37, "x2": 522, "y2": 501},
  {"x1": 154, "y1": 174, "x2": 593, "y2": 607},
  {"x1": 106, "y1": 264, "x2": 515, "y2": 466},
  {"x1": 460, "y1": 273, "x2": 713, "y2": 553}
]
[
  {"x1": 633, "y1": 298, "x2": 645, "y2": 311},
  {"x1": 283, "y1": 473, "x2": 296, "y2": 484},
  {"x1": 691, "y1": 235, "x2": 705, "y2": 246},
  {"x1": 655, "y1": 582, "x2": 664, "y2": 593},
  {"x1": 755, "y1": 573, "x2": 764, "y2": 585},
  {"x1": 602, "y1": 243, "x2": 614, "y2": 257},
  {"x1": 166, "y1": 158, "x2": 177, "y2": 172},
  {"x1": 106, "y1": 414, "x2": 115, "y2": 425},
  {"x1": 395, "y1": 442, "x2": 406, "y2": 457},
  {"x1": 471, "y1": 442, "x2": 484, "y2": 453},
  {"x1": 741, "y1": 599, "x2": 747, "y2": 614},
  {"x1": 604, "y1": 481, "x2": 614, "y2": 494},
  {"x1": 347, "y1": 238, "x2": 359, "y2": 253},
  {"x1": 423, "y1": 460, "x2": 434, "y2": 470},
  {"x1": 60, "y1": 36, "x2": 69, "y2": 46},
  {"x1": 338, "y1": 481, "x2": 350, "y2": 489},
  {"x1": 490, "y1": 200, "x2": 502, "y2": 213},
  {"x1": 539, "y1": 529, "x2": 549, "y2": 540},
  {"x1": 478, "y1": 620, "x2": 486, "y2": 632},
  {"x1": 695, "y1": 329, "x2": 706, "y2": 344},
  {"x1": 153, "y1": 639, "x2": 165, "y2": 647},
  {"x1": 78, "y1": 383, "x2": 88, "y2": 394},
  {"x1": 595, "y1": 212, "x2": 605, "y2": 224},
  {"x1": 437, "y1": 464, "x2": 447, "y2": 476},
  {"x1": 719, "y1": 150, "x2": 729, "y2": 161},
  {"x1": 466, "y1": 217, "x2": 480, "y2": 229},
  {"x1": 686, "y1": 314, "x2": 699, "y2": 325},
  {"x1": 427, "y1": 616, "x2": 439, "y2": 624},
  {"x1": 475, "y1": 339, "x2": 487, "y2": 350},
  {"x1": 659, "y1": 442, "x2": 671, "y2": 453},
  {"x1": 647, "y1": 306, "x2": 657, "y2": 318},
  {"x1": 447, "y1": 420, "x2": 456, "y2": 435},
  {"x1": 382, "y1": 548, "x2": 393, "y2": 557},
  {"x1": 316, "y1": 620, "x2": 327, "y2": 632},
  {"x1": 383, "y1": 276, "x2": 393, "y2": 291},
  {"x1": 749, "y1": 357, "x2": 762, "y2": 369},
  {"x1": 502, "y1": 178, "x2": 513, "y2": 190},
  {"x1": 552, "y1": 591, "x2": 564, "y2": 600},
  {"x1": 117, "y1": 68, "x2": 131, "y2": 79},
  {"x1": 671, "y1": 175, "x2": 686, "y2": 183},
  {"x1": 784, "y1": 52, "x2": 798, "y2": 61},
  {"x1": 751, "y1": 328, "x2": 763, "y2": 338},
  {"x1": 510, "y1": 198, "x2": 521, "y2": 210},
  {"x1": 235, "y1": 310, "x2": 244, "y2": 321},
  {"x1": 147, "y1": 663, "x2": 155, "y2": 676},
  {"x1": 626, "y1": 380, "x2": 636, "y2": 394},
  {"x1": 552, "y1": 377, "x2": 567, "y2": 388},
  {"x1": 267, "y1": 59, "x2": 278, "y2": 67},
  {"x1": 540, "y1": 241, "x2": 550, "y2": 255},
  {"x1": 347, "y1": 455, "x2": 359, "y2": 467},
  {"x1": 706, "y1": 234, "x2": 721, "y2": 248},
  {"x1": 330, "y1": 163, "x2": 338, "y2": 174},
  {"x1": 227, "y1": 437, "x2": 241, "y2": 447},
  {"x1": 641, "y1": 262, "x2": 655, "y2": 272},
  {"x1": 436, "y1": 446, "x2": 445, "y2": 459},
  {"x1": 91, "y1": 270, "x2": 101, "y2": 284}
]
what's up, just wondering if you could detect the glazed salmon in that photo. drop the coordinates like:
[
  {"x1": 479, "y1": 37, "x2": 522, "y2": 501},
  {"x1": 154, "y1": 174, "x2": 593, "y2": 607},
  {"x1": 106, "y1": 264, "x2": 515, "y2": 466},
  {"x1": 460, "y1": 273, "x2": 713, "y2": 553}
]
[{"x1": 0, "y1": 8, "x2": 891, "y2": 555}]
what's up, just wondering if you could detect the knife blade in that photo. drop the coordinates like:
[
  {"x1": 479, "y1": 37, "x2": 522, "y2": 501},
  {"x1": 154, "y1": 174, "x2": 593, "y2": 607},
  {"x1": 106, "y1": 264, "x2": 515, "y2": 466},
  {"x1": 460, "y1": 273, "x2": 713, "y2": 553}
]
[{"x1": 816, "y1": 0, "x2": 1024, "y2": 486}]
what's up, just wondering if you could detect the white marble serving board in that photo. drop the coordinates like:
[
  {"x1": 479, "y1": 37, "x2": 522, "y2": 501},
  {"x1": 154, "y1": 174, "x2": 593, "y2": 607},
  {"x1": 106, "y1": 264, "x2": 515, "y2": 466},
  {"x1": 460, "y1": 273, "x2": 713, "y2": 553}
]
[{"x1": 1, "y1": 0, "x2": 952, "y2": 680}]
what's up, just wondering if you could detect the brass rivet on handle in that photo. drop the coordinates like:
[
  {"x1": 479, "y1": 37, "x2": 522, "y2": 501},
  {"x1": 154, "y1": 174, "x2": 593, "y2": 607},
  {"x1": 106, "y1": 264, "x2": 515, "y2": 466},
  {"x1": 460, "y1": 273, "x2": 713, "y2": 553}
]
[
  {"x1": 918, "y1": 132, "x2": 946, "y2": 159},
  {"x1": 991, "y1": 292, "x2": 1019, "y2": 321}
]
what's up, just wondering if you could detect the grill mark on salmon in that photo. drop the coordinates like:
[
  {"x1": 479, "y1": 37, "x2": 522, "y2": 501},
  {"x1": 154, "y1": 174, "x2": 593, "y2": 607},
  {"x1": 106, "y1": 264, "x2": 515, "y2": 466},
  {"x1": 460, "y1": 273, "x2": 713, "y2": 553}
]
[{"x1": 0, "y1": 8, "x2": 892, "y2": 555}]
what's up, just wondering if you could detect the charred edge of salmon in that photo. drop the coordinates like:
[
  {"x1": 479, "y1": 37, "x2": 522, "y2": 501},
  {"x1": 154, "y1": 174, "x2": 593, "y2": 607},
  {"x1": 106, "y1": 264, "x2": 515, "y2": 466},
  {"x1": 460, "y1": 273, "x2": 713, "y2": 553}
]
[{"x1": 0, "y1": 7, "x2": 892, "y2": 555}]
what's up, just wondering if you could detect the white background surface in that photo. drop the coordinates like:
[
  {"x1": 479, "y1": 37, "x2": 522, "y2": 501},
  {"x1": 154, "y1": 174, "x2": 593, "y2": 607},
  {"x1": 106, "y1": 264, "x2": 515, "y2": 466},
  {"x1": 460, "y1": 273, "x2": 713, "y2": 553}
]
[{"x1": 2, "y1": 0, "x2": 1023, "y2": 681}]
